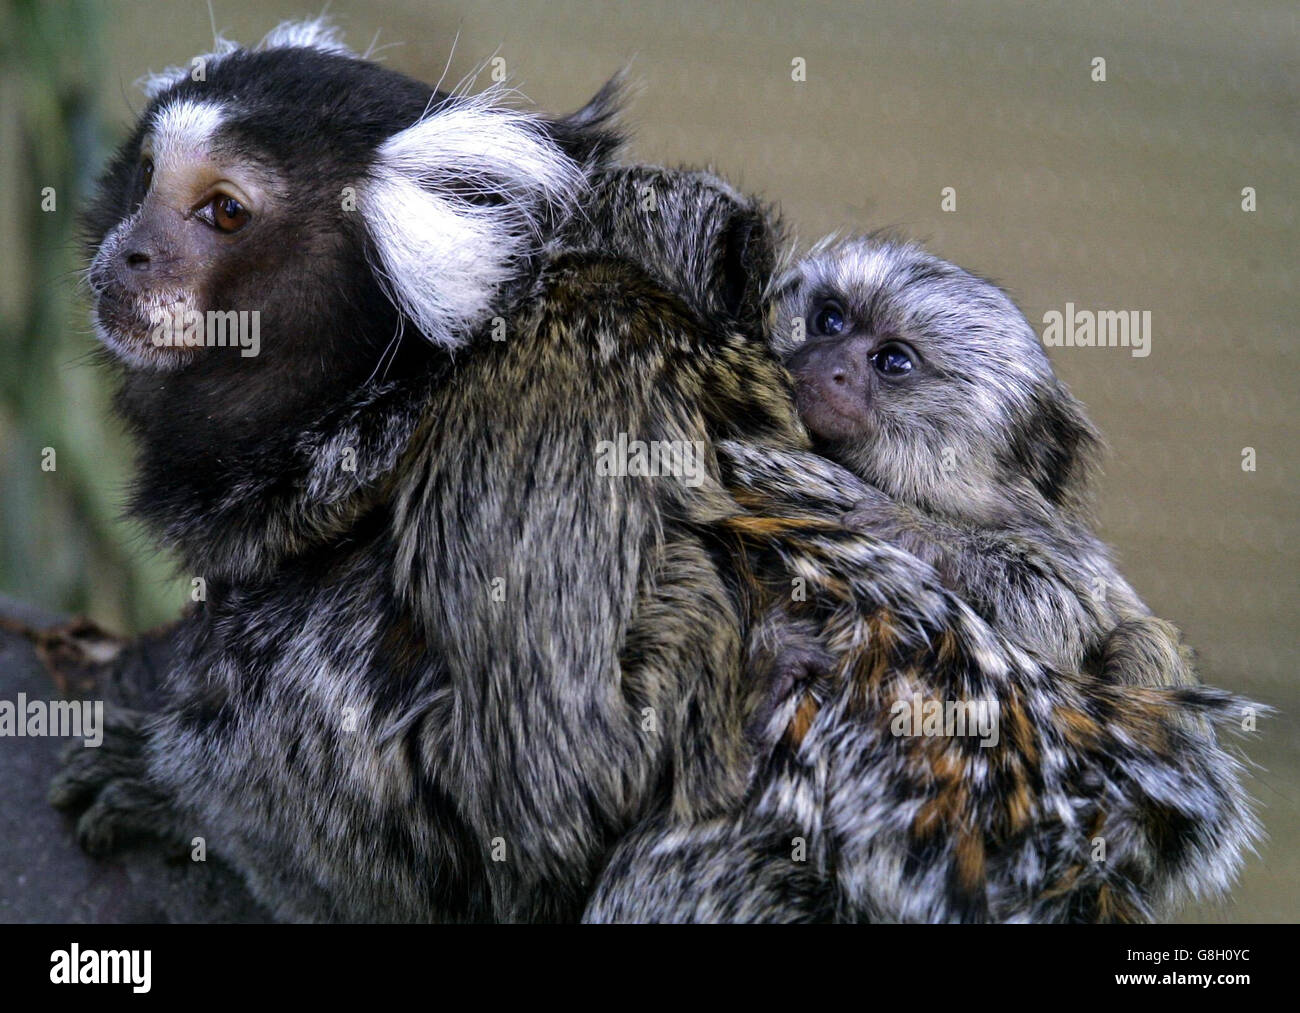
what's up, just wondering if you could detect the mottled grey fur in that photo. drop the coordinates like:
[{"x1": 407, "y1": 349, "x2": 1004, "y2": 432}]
[
  {"x1": 587, "y1": 442, "x2": 1262, "y2": 923},
  {"x1": 585, "y1": 238, "x2": 1263, "y2": 923}
]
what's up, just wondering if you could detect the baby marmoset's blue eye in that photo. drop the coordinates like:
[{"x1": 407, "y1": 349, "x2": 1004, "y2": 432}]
[
  {"x1": 812, "y1": 301, "x2": 845, "y2": 336},
  {"x1": 872, "y1": 342, "x2": 915, "y2": 377}
]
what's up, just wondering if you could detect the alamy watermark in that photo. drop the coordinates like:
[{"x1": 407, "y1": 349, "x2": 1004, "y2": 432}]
[
  {"x1": 594, "y1": 434, "x2": 706, "y2": 488},
  {"x1": 50, "y1": 945, "x2": 151, "y2": 993},
  {"x1": 0, "y1": 694, "x2": 103, "y2": 747},
  {"x1": 890, "y1": 693, "x2": 1000, "y2": 748},
  {"x1": 149, "y1": 308, "x2": 260, "y2": 357},
  {"x1": 1041, "y1": 303, "x2": 1151, "y2": 358}
]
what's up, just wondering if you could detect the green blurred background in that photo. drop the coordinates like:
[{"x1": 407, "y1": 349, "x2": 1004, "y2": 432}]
[{"x1": 1, "y1": 1, "x2": 1296, "y2": 920}]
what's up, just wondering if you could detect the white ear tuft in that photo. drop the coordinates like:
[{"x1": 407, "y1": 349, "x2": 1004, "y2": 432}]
[
  {"x1": 257, "y1": 17, "x2": 352, "y2": 55},
  {"x1": 359, "y1": 90, "x2": 586, "y2": 350}
]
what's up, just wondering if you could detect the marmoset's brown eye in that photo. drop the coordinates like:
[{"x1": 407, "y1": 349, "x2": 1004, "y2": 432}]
[
  {"x1": 141, "y1": 157, "x2": 154, "y2": 190},
  {"x1": 209, "y1": 194, "x2": 251, "y2": 233}
]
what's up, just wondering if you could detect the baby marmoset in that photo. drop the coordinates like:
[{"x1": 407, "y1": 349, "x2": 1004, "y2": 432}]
[
  {"x1": 586, "y1": 236, "x2": 1260, "y2": 922},
  {"x1": 764, "y1": 234, "x2": 1191, "y2": 691},
  {"x1": 742, "y1": 235, "x2": 1259, "y2": 919}
]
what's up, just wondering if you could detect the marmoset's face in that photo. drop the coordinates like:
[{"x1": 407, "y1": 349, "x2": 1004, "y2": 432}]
[
  {"x1": 87, "y1": 103, "x2": 276, "y2": 371},
  {"x1": 771, "y1": 238, "x2": 1091, "y2": 518},
  {"x1": 781, "y1": 289, "x2": 922, "y2": 444},
  {"x1": 85, "y1": 47, "x2": 438, "y2": 374}
]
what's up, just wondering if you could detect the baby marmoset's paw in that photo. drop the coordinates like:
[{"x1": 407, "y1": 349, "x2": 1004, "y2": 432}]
[{"x1": 746, "y1": 608, "x2": 837, "y2": 750}]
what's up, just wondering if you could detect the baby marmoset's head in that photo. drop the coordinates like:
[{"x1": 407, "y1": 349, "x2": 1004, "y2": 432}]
[{"x1": 769, "y1": 235, "x2": 1101, "y2": 525}]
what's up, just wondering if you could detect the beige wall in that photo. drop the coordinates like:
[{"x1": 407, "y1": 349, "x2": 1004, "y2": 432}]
[{"x1": 90, "y1": 1, "x2": 1300, "y2": 921}]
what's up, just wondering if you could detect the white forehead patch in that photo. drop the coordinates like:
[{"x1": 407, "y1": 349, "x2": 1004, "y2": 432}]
[
  {"x1": 137, "y1": 38, "x2": 239, "y2": 100},
  {"x1": 147, "y1": 100, "x2": 228, "y2": 173}
]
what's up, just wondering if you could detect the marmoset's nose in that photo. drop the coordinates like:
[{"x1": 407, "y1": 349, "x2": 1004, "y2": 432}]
[
  {"x1": 113, "y1": 207, "x2": 177, "y2": 286},
  {"x1": 785, "y1": 334, "x2": 875, "y2": 443},
  {"x1": 789, "y1": 334, "x2": 873, "y2": 399}
]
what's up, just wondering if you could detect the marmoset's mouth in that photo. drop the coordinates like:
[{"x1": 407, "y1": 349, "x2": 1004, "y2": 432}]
[
  {"x1": 92, "y1": 287, "x2": 151, "y2": 340},
  {"x1": 90, "y1": 287, "x2": 197, "y2": 372},
  {"x1": 793, "y1": 377, "x2": 869, "y2": 443}
]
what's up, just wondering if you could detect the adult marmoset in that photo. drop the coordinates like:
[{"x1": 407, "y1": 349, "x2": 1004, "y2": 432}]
[{"x1": 52, "y1": 19, "x2": 804, "y2": 922}]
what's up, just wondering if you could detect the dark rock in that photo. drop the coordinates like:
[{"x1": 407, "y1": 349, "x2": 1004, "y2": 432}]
[{"x1": 0, "y1": 596, "x2": 270, "y2": 923}]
